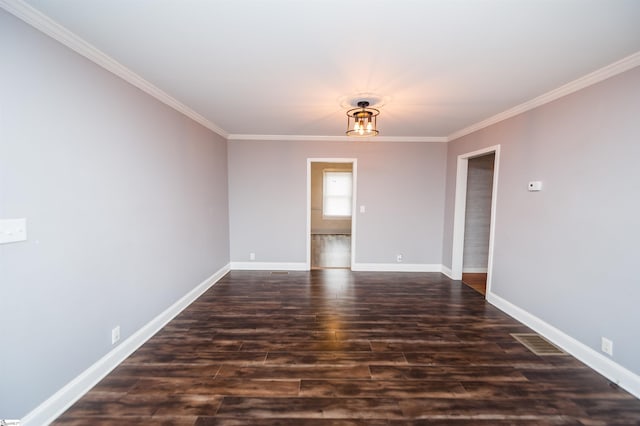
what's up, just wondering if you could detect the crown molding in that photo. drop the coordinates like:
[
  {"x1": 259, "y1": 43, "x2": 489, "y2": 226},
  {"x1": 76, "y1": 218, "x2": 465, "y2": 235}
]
[
  {"x1": 228, "y1": 134, "x2": 448, "y2": 143},
  {"x1": 448, "y1": 51, "x2": 640, "y2": 142},
  {"x1": 0, "y1": 0, "x2": 229, "y2": 138},
  {"x1": 4, "y1": 0, "x2": 638, "y2": 144}
]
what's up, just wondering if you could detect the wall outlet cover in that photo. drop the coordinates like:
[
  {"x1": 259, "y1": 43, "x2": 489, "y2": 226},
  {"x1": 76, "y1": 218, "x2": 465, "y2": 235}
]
[{"x1": 528, "y1": 181, "x2": 542, "y2": 191}]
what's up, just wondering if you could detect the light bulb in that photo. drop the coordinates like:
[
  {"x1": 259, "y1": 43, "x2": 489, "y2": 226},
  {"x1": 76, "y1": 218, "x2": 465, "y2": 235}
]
[
  {"x1": 366, "y1": 122, "x2": 372, "y2": 131},
  {"x1": 359, "y1": 128, "x2": 364, "y2": 135},
  {"x1": 353, "y1": 122, "x2": 360, "y2": 131}
]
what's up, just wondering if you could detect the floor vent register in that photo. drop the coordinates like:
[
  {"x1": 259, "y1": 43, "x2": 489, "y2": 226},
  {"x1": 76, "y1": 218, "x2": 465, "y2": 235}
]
[{"x1": 511, "y1": 333, "x2": 567, "y2": 356}]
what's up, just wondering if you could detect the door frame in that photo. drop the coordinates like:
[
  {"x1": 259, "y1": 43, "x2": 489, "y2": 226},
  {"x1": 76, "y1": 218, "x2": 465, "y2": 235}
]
[
  {"x1": 306, "y1": 158, "x2": 358, "y2": 270},
  {"x1": 451, "y1": 145, "x2": 500, "y2": 295}
]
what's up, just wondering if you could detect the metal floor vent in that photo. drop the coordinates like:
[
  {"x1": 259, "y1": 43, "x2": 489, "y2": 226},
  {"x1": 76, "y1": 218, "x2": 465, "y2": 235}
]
[
  {"x1": 511, "y1": 333, "x2": 567, "y2": 356},
  {"x1": 270, "y1": 271, "x2": 289, "y2": 275}
]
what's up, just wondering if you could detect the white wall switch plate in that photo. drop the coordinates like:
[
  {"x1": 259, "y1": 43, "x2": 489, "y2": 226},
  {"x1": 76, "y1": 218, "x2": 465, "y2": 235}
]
[
  {"x1": 359, "y1": 205, "x2": 366, "y2": 213},
  {"x1": 0, "y1": 218, "x2": 27, "y2": 244},
  {"x1": 601, "y1": 337, "x2": 613, "y2": 356}
]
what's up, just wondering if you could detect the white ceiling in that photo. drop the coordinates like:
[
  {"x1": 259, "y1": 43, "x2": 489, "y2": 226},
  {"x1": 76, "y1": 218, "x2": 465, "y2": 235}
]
[{"x1": 19, "y1": 0, "x2": 640, "y2": 138}]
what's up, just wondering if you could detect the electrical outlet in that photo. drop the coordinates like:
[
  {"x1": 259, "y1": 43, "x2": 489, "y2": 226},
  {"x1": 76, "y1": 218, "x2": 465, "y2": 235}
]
[
  {"x1": 528, "y1": 181, "x2": 543, "y2": 191},
  {"x1": 396, "y1": 254, "x2": 403, "y2": 263},
  {"x1": 601, "y1": 337, "x2": 613, "y2": 356},
  {"x1": 249, "y1": 252, "x2": 256, "y2": 261},
  {"x1": 111, "y1": 326, "x2": 120, "y2": 345}
]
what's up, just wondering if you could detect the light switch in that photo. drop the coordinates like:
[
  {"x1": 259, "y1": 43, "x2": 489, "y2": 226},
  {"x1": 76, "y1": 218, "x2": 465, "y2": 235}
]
[
  {"x1": 360, "y1": 205, "x2": 366, "y2": 213},
  {"x1": 0, "y1": 218, "x2": 27, "y2": 244},
  {"x1": 528, "y1": 181, "x2": 542, "y2": 191}
]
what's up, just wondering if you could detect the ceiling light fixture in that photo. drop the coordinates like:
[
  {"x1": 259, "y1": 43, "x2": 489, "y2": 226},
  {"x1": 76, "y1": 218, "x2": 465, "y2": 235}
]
[{"x1": 346, "y1": 101, "x2": 379, "y2": 137}]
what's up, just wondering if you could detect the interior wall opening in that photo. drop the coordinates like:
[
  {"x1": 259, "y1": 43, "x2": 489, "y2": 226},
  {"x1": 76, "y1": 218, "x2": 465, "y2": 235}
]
[
  {"x1": 309, "y1": 161, "x2": 354, "y2": 269},
  {"x1": 451, "y1": 145, "x2": 500, "y2": 297},
  {"x1": 461, "y1": 152, "x2": 496, "y2": 295}
]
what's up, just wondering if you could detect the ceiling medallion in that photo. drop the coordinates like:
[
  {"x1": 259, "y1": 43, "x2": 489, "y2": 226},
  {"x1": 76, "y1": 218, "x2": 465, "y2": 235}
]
[{"x1": 346, "y1": 100, "x2": 380, "y2": 137}]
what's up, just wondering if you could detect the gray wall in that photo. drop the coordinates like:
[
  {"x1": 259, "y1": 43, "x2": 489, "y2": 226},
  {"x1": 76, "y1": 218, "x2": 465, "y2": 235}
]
[
  {"x1": 442, "y1": 66, "x2": 640, "y2": 375},
  {"x1": 462, "y1": 154, "x2": 494, "y2": 271},
  {"x1": 228, "y1": 140, "x2": 447, "y2": 264},
  {"x1": 0, "y1": 11, "x2": 230, "y2": 418},
  {"x1": 311, "y1": 162, "x2": 352, "y2": 234}
]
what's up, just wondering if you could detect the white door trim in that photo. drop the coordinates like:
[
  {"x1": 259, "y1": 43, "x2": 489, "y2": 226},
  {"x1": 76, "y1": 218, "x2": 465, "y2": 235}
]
[
  {"x1": 307, "y1": 158, "x2": 357, "y2": 270},
  {"x1": 451, "y1": 145, "x2": 500, "y2": 296}
]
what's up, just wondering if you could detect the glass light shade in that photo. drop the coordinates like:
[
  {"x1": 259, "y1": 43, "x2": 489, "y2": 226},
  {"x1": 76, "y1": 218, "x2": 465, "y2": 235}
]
[{"x1": 346, "y1": 101, "x2": 379, "y2": 137}]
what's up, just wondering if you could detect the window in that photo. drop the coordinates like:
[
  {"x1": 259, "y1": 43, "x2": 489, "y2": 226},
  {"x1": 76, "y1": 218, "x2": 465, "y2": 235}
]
[{"x1": 323, "y1": 170, "x2": 352, "y2": 218}]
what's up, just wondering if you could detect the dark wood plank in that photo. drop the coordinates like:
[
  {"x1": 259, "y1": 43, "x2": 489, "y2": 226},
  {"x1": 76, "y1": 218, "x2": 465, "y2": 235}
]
[
  {"x1": 54, "y1": 416, "x2": 198, "y2": 426},
  {"x1": 397, "y1": 397, "x2": 586, "y2": 418},
  {"x1": 196, "y1": 419, "x2": 388, "y2": 426},
  {"x1": 369, "y1": 365, "x2": 528, "y2": 382},
  {"x1": 215, "y1": 397, "x2": 404, "y2": 419},
  {"x1": 265, "y1": 351, "x2": 407, "y2": 365},
  {"x1": 299, "y1": 379, "x2": 465, "y2": 398},
  {"x1": 216, "y1": 365, "x2": 371, "y2": 380}
]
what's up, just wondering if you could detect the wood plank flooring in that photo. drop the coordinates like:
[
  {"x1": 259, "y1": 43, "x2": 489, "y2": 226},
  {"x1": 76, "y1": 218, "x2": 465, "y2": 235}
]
[
  {"x1": 461, "y1": 273, "x2": 487, "y2": 295},
  {"x1": 311, "y1": 234, "x2": 351, "y2": 269},
  {"x1": 53, "y1": 270, "x2": 640, "y2": 425}
]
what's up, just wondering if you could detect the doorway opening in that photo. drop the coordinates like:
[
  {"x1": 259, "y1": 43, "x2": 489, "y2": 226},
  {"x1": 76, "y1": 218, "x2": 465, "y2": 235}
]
[
  {"x1": 451, "y1": 146, "x2": 500, "y2": 297},
  {"x1": 307, "y1": 159, "x2": 357, "y2": 270},
  {"x1": 461, "y1": 152, "x2": 495, "y2": 294}
]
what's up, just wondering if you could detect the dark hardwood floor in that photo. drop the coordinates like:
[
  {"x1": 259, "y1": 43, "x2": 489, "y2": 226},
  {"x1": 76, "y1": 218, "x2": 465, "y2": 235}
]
[{"x1": 53, "y1": 270, "x2": 640, "y2": 425}]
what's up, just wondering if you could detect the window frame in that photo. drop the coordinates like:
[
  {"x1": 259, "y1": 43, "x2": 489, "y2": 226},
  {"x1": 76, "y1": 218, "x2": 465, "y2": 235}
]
[{"x1": 322, "y1": 169, "x2": 353, "y2": 220}]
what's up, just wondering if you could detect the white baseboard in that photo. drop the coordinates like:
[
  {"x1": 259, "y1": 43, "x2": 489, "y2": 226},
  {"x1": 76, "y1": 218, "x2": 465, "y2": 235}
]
[
  {"x1": 487, "y1": 291, "x2": 640, "y2": 399},
  {"x1": 351, "y1": 263, "x2": 443, "y2": 272},
  {"x1": 21, "y1": 263, "x2": 231, "y2": 426},
  {"x1": 462, "y1": 267, "x2": 488, "y2": 273},
  {"x1": 230, "y1": 261, "x2": 308, "y2": 271},
  {"x1": 441, "y1": 265, "x2": 454, "y2": 279},
  {"x1": 231, "y1": 261, "x2": 453, "y2": 276}
]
